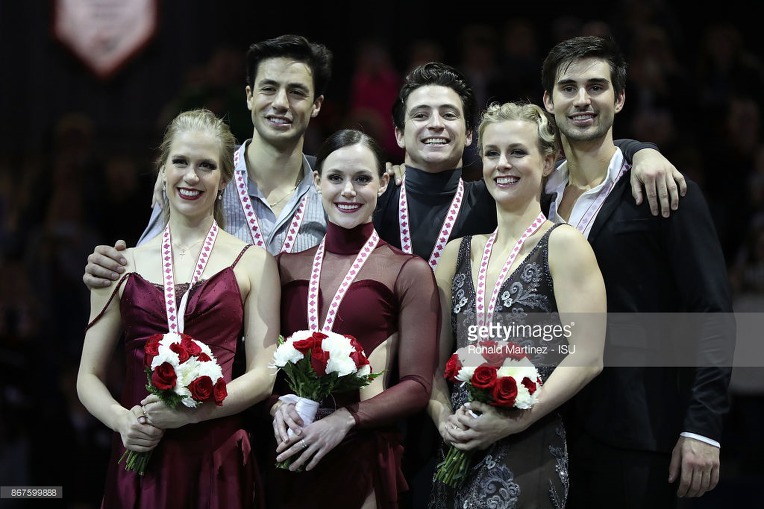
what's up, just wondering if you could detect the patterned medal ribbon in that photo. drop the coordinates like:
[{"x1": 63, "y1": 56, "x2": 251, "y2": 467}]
[
  {"x1": 161, "y1": 221, "x2": 219, "y2": 333},
  {"x1": 399, "y1": 175, "x2": 464, "y2": 270},
  {"x1": 572, "y1": 160, "x2": 628, "y2": 236},
  {"x1": 474, "y1": 212, "x2": 546, "y2": 327},
  {"x1": 233, "y1": 144, "x2": 306, "y2": 253},
  {"x1": 307, "y1": 229, "x2": 380, "y2": 331}
]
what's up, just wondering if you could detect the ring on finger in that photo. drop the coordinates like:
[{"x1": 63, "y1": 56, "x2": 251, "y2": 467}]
[{"x1": 300, "y1": 439, "x2": 308, "y2": 449}]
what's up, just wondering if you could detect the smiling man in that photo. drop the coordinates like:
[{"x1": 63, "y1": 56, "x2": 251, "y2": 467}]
[
  {"x1": 541, "y1": 35, "x2": 735, "y2": 509},
  {"x1": 83, "y1": 34, "x2": 333, "y2": 288},
  {"x1": 375, "y1": 61, "x2": 685, "y2": 509}
]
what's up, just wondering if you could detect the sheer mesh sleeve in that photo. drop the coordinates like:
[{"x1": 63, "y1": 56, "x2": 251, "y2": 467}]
[{"x1": 346, "y1": 255, "x2": 440, "y2": 429}]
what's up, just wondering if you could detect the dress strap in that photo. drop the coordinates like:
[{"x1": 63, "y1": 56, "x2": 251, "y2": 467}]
[
  {"x1": 231, "y1": 244, "x2": 253, "y2": 269},
  {"x1": 86, "y1": 273, "x2": 131, "y2": 330}
]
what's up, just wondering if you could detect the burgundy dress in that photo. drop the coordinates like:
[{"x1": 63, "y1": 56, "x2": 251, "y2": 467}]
[
  {"x1": 266, "y1": 221, "x2": 440, "y2": 509},
  {"x1": 89, "y1": 246, "x2": 258, "y2": 509}
]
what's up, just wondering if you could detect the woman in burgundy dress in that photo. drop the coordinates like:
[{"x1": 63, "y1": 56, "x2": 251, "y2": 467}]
[
  {"x1": 77, "y1": 109, "x2": 280, "y2": 509},
  {"x1": 267, "y1": 129, "x2": 440, "y2": 509}
]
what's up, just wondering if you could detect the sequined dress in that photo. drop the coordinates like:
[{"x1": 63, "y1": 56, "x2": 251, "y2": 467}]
[{"x1": 430, "y1": 225, "x2": 569, "y2": 509}]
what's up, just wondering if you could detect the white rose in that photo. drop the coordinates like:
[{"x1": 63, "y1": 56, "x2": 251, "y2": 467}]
[
  {"x1": 456, "y1": 366, "x2": 475, "y2": 383},
  {"x1": 271, "y1": 342, "x2": 304, "y2": 368},
  {"x1": 152, "y1": 334, "x2": 182, "y2": 369},
  {"x1": 321, "y1": 333, "x2": 354, "y2": 359},
  {"x1": 326, "y1": 355, "x2": 357, "y2": 377}
]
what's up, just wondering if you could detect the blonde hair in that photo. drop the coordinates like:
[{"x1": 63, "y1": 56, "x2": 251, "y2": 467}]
[
  {"x1": 157, "y1": 108, "x2": 236, "y2": 228},
  {"x1": 477, "y1": 101, "x2": 558, "y2": 159}
]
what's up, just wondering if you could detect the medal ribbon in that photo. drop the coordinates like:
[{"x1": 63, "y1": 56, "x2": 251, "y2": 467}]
[
  {"x1": 399, "y1": 176, "x2": 464, "y2": 270},
  {"x1": 573, "y1": 160, "x2": 628, "y2": 235},
  {"x1": 233, "y1": 145, "x2": 306, "y2": 253},
  {"x1": 307, "y1": 229, "x2": 380, "y2": 331},
  {"x1": 474, "y1": 212, "x2": 546, "y2": 327},
  {"x1": 161, "y1": 221, "x2": 218, "y2": 333}
]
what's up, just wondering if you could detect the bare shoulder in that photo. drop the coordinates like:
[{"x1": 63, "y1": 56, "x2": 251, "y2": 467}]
[
  {"x1": 548, "y1": 223, "x2": 589, "y2": 251},
  {"x1": 548, "y1": 223, "x2": 597, "y2": 267},
  {"x1": 221, "y1": 233, "x2": 275, "y2": 272}
]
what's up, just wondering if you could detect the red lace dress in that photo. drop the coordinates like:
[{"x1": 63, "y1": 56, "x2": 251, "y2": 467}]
[
  {"x1": 266, "y1": 221, "x2": 440, "y2": 509},
  {"x1": 90, "y1": 247, "x2": 258, "y2": 509}
]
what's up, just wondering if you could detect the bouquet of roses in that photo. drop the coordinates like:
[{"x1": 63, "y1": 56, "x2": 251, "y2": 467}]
[
  {"x1": 270, "y1": 330, "x2": 381, "y2": 469},
  {"x1": 119, "y1": 332, "x2": 228, "y2": 475},
  {"x1": 434, "y1": 341, "x2": 542, "y2": 488}
]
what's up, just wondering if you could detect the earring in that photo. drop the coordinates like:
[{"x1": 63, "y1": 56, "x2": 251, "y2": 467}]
[{"x1": 217, "y1": 190, "x2": 224, "y2": 200}]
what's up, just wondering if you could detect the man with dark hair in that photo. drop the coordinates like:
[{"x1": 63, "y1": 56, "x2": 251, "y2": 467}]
[
  {"x1": 83, "y1": 34, "x2": 333, "y2": 283},
  {"x1": 541, "y1": 35, "x2": 735, "y2": 508},
  {"x1": 378, "y1": 61, "x2": 687, "y2": 508}
]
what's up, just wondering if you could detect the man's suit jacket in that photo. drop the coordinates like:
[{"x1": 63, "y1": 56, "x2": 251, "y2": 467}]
[{"x1": 545, "y1": 175, "x2": 735, "y2": 452}]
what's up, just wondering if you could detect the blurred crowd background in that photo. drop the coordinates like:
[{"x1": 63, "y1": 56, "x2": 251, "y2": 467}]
[{"x1": 1, "y1": 1, "x2": 762, "y2": 507}]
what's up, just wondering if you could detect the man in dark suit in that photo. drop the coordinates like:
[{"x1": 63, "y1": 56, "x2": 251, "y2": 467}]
[{"x1": 541, "y1": 35, "x2": 735, "y2": 509}]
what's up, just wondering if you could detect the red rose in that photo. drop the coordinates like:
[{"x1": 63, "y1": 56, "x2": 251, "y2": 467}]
[
  {"x1": 180, "y1": 334, "x2": 202, "y2": 356},
  {"x1": 170, "y1": 341, "x2": 191, "y2": 363},
  {"x1": 144, "y1": 334, "x2": 163, "y2": 368},
  {"x1": 198, "y1": 352, "x2": 211, "y2": 362},
  {"x1": 491, "y1": 375, "x2": 518, "y2": 407},
  {"x1": 292, "y1": 336, "x2": 317, "y2": 352},
  {"x1": 350, "y1": 348, "x2": 370, "y2": 368},
  {"x1": 213, "y1": 378, "x2": 227, "y2": 405},
  {"x1": 521, "y1": 376, "x2": 537, "y2": 395},
  {"x1": 479, "y1": 341, "x2": 505, "y2": 367},
  {"x1": 188, "y1": 375, "x2": 213, "y2": 402},
  {"x1": 345, "y1": 335, "x2": 369, "y2": 368},
  {"x1": 151, "y1": 362, "x2": 177, "y2": 390},
  {"x1": 505, "y1": 342, "x2": 528, "y2": 361},
  {"x1": 443, "y1": 354, "x2": 462, "y2": 381},
  {"x1": 346, "y1": 335, "x2": 363, "y2": 351},
  {"x1": 310, "y1": 345, "x2": 330, "y2": 377},
  {"x1": 471, "y1": 364, "x2": 498, "y2": 390}
]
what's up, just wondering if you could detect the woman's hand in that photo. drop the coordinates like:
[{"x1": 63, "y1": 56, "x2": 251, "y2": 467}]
[
  {"x1": 438, "y1": 412, "x2": 466, "y2": 445},
  {"x1": 271, "y1": 400, "x2": 306, "y2": 444},
  {"x1": 140, "y1": 395, "x2": 195, "y2": 429},
  {"x1": 275, "y1": 408, "x2": 355, "y2": 472},
  {"x1": 450, "y1": 402, "x2": 528, "y2": 452},
  {"x1": 118, "y1": 405, "x2": 164, "y2": 452}
]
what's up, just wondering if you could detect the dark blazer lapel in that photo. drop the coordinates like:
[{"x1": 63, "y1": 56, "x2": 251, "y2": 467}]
[
  {"x1": 541, "y1": 191, "x2": 557, "y2": 218},
  {"x1": 588, "y1": 176, "x2": 630, "y2": 241}
]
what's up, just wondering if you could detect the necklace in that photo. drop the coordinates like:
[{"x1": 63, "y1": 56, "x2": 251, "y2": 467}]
[
  {"x1": 475, "y1": 212, "x2": 546, "y2": 327},
  {"x1": 172, "y1": 239, "x2": 203, "y2": 258},
  {"x1": 162, "y1": 222, "x2": 219, "y2": 333},
  {"x1": 268, "y1": 185, "x2": 297, "y2": 207},
  {"x1": 233, "y1": 146, "x2": 307, "y2": 253}
]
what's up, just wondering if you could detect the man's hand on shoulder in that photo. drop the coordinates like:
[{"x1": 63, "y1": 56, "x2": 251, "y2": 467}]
[
  {"x1": 386, "y1": 162, "x2": 405, "y2": 186},
  {"x1": 83, "y1": 240, "x2": 128, "y2": 289},
  {"x1": 630, "y1": 148, "x2": 687, "y2": 218}
]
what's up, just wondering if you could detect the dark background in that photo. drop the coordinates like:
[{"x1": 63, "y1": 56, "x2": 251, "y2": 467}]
[{"x1": 1, "y1": 1, "x2": 762, "y2": 507}]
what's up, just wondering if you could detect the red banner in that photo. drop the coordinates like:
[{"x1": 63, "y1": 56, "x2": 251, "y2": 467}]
[{"x1": 53, "y1": 0, "x2": 158, "y2": 80}]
